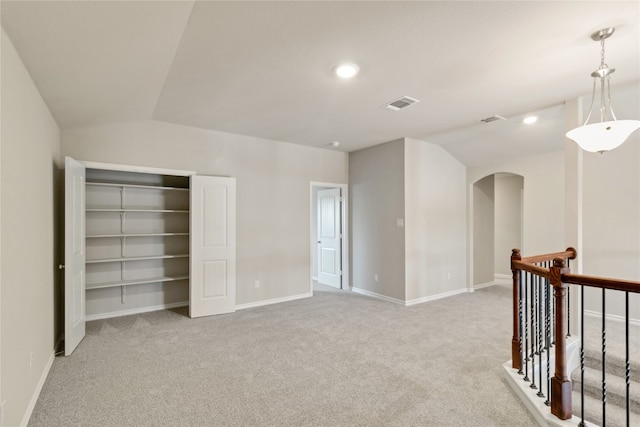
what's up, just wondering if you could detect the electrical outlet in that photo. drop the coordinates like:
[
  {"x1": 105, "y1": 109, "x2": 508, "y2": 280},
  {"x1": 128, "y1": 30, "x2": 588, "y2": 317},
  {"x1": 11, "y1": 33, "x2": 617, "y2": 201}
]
[
  {"x1": 374, "y1": 274, "x2": 379, "y2": 282},
  {"x1": 254, "y1": 280, "x2": 260, "y2": 289}
]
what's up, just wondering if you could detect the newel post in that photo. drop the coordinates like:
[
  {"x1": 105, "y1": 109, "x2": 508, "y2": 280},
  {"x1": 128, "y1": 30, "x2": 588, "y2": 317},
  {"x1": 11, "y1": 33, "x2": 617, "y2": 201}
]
[
  {"x1": 511, "y1": 248, "x2": 522, "y2": 370},
  {"x1": 550, "y1": 257, "x2": 572, "y2": 420}
]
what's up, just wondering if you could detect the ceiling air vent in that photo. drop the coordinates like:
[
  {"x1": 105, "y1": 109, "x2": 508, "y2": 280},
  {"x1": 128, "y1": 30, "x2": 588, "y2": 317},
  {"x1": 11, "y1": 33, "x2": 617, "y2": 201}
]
[
  {"x1": 384, "y1": 96, "x2": 420, "y2": 111},
  {"x1": 480, "y1": 115, "x2": 507, "y2": 124}
]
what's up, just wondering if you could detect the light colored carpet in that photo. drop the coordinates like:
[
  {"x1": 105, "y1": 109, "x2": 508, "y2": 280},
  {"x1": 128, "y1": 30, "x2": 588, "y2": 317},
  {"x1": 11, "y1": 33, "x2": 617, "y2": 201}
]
[{"x1": 29, "y1": 284, "x2": 537, "y2": 426}]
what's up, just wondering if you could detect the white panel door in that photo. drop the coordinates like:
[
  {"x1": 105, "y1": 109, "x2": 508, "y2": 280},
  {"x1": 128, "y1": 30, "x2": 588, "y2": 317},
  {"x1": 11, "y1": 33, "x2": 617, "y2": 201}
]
[
  {"x1": 317, "y1": 188, "x2": 342, "y2": 288},
  {"x1": 190, "y1": 176, "x2": 236, "y2": 317},
  {"x1": 64, "y1": 157, "x2": 86, "y2": 355}
]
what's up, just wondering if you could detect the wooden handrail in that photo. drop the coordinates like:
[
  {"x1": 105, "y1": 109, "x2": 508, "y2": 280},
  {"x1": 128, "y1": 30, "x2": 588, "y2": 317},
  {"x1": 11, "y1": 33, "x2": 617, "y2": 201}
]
[
  {"x1": 520, "y1": 247, "x2": 576, "y2": 265},
  {"x1": 562, "y1": 273, "x2": 640, "y2": 294},
  {"x1": 511, "y1": 261, "x2": 550, "y2": 279}
]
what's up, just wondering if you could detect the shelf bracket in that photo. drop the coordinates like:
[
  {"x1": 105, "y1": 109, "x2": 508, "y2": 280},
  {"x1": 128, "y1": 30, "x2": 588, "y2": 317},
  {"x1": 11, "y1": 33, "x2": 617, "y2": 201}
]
[{"x1": 121, "y1": 285, "x2": 126, "y2": 304}]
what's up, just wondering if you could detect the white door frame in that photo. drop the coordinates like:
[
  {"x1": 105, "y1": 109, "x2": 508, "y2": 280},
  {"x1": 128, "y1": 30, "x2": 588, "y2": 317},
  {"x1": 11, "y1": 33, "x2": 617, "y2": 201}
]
[{"x1": 310, "y1": 182, "x2": 349, "y2": 293}]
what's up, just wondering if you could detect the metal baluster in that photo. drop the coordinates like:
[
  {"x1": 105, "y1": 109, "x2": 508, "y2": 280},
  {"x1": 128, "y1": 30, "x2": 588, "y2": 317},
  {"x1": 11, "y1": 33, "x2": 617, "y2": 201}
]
[
  {"x1": 545, "y1": 276, "x2": 551, "y2": 406},
  {"x1": 625, "y1": 291, "x2": 630, "y2": 427},
  {"x1": 602, "y1": 288, "x2": 607, "y2": 427},
  {"x1": 537, "y1": 274, "x2": 544, "y2": 397},
  {"x1": 579, "y1": 285, "x2": 585, "y2": 426},
  {"x1": 567, "y1": 286, "x2": 572, "y2": 337},
  {"x1": 530, "y1": 272, "x2": 537, "y2": 390},
  {"x1": 551, "y1": 262, "x2": 556, "y2": 346},
  {"x1": 566, "y1": 258, "x2": 571, "y2": 338},
  {"x1": 524, "y1": 271, "x2": 530, "y2": 382},
  {"x1": 535, "y1": 271, "x2": 540, "y2": 356},
  {"x1": 518, "y1": 272, "x2": 524, "y2": 375}
]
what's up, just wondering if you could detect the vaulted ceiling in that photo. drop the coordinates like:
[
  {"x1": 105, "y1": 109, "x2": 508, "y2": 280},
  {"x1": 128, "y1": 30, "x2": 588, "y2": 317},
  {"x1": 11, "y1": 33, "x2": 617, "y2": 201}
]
[{"x1": 2, "y1": 1, "x2": 639, "y2": 166}]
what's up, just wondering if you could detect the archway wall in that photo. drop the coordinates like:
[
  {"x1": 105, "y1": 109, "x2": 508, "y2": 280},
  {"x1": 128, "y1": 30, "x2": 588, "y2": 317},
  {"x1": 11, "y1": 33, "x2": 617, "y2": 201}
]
[
  {"x1": 467, "y1": 151, "x2": 565, "y2": 287},
  {"x1": 472, "y1": 175, "x2": 495, "y2": 286},
  {"x1": 494, "y1": 174, "x2": 524, "y2": 276}
]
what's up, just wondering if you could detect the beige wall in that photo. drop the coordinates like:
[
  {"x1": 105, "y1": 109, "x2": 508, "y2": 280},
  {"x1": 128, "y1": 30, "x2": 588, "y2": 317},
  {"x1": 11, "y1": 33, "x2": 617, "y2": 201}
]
[
  {"x1": 494, "y1": 174, "x2": 523, "y2": 275},
  {"x1": 1, "y1": 29, "x2": 61, "y2": 426},
  {"x1": 350, "y1": 138, "x2": 466, "y2": 303},
  {"x1": 580, "y1": 82, "x2": 640, "y2": 321},
  {"x1": 349, "y1": 139, "x2": 405, "y2": 301},
  {"x1": 404, "y1": 138, "x2": 466, "y2": 301},
  {"x1": 61, "y1": 120, "x2": 348, "y2": 306},
  {"x1": 472, "y1": 175, "x2": 495, "y2": 286}
]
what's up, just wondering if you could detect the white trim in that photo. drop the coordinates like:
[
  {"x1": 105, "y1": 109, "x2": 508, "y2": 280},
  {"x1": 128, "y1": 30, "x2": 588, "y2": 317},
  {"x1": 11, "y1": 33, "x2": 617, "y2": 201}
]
[
  {"x1": 473, "y1": 281, "x2": 497, "y2": 290},
  {"x1": 80, "y1": 160, "x2": 195, "y2": 177},
  {"x1": 236, "y1": 292, "x2": 311, "y2": 311},
  {"x1": 351, "y1": 287, "x2": 405, "y2": 305},
  {"x1": 405, "y1": 288, "x2": 470, "y2": 306},
  {"x1": 502, "y1": 337, "x2": 586, "y2": 427},
  {"x1": 85, "y1": 301, "x2": 188, "y2": 321},
  {"x1": 585, "y1": 309, "x2": 640, "y2": 327},
  {"x1": 21, "y1": 352, "x2": 55, "y2": 427},
  {"x1": 494, "y1": 273, "x2": 512, "y2": 286}
]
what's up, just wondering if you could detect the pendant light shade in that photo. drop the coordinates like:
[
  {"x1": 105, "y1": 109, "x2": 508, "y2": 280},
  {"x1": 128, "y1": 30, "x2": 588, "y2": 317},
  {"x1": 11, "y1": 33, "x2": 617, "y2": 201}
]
[
  {"x1": 566, "y1": 28, "x2": 640, "y2": 153},
  {"x1": 566, "y1": 120, "x2": 640, "y2": 153}
]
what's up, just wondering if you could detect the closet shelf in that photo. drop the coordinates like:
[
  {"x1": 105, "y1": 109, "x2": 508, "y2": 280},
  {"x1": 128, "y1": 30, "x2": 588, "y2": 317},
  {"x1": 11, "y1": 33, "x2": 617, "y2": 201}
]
[
  {"x1": 86, "y1": 232, "x2": 189, "y2": 238},
  {"x1": 86, "y1": 208, "x2": 189, "y2": 213},
  {"x1": 86, "y1": 275, "x2": 189, "y2": 290},
  {"x1": 86, "y1": 254, "x2": 189, "y2": 264},
  {"x1": 86, "y1": 182, "x2": 189, "y2": 192}
]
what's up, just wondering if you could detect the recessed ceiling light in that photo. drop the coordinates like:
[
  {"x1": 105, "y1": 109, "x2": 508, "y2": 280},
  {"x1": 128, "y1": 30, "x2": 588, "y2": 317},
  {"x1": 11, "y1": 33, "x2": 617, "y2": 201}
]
[
  {"x1": 523, "y1": 116, "x2": 538, "y2": 125},
  {"x1": 335, "y1": 63, "x2": 359, "y2": 79},
  {"x1": 329, "y1": 141, "x2": 340, "y2": 147}
]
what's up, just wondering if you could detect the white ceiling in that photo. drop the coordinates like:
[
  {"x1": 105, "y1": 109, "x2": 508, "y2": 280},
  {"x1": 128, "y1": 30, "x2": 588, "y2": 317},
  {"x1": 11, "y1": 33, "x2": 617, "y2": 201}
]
[{"x1": 2, "y1": 1, "x2": 639, "y2": 166}]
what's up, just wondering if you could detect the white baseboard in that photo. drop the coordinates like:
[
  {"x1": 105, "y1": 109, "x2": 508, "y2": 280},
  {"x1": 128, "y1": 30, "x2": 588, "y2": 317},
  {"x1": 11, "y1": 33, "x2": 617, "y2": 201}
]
[
  {"x1": 235, "y1": 292, "x2": 312, "y2": 311},
  {"x1": 474, "y1": 281, "x2": 496, "y2": 290},
  {"x1": 21, "y1": 352, "x2": 55, "y2": 426},
  {"x1": 494, "y1": 273, "x2": 512, "y2": 286},
  {"x1": 85, "y1": 301, "x2": 188, "y2": 321},
  {"x1": 584, "y1": 310, "x2": 640, "y2": 327},
  {"x1": 351, "y1": 286, "x2": 471, "y2": 307},
  {"x1": 405, "y1": 288, "x2": 470, "y2": 306},
  {"x1": 351, "y1": 287, "x2": 405, "y2": 305}
]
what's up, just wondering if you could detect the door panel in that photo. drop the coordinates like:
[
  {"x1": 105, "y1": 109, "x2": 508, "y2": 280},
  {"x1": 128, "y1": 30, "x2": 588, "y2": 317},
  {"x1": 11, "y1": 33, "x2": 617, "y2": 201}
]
[
  {"x1": 317, "y1": 188, "x2": 341, "y2": 288},
  {"x1": 65, "y1": 157, "x2": 86, "y2": 355},
  {"x1": 190, "y1": 176, "x2": 236, "y2": 317}
]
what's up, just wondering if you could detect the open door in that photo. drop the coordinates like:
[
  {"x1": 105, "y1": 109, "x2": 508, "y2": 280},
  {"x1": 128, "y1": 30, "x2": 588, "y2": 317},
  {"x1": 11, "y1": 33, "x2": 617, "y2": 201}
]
[
  {"x1": 317, "y1": 188, "x2": 342, "y2": 288},
  {"x1": 64, "y1": 157, "x2": 86, "y2": 355},
  {"x1": 190, "y1": 176, "x2": 236, "y2": 317}
]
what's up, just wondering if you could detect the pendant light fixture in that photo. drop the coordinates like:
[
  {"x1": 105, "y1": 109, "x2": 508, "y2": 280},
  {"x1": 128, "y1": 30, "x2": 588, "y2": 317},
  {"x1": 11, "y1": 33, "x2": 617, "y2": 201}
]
[{"x1": 565, "y1": 27, "x2": 640, "y2": 153}]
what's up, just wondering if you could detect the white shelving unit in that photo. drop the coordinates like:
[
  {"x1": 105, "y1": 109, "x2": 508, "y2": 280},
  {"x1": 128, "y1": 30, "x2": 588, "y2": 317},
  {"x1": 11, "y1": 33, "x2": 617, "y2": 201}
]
[
  {"x1": 84, "y1": 170, "x2": 191, "y2": 319},
  {"x1": 64, "y1": 157, "x2": 237, "y2": 355}
]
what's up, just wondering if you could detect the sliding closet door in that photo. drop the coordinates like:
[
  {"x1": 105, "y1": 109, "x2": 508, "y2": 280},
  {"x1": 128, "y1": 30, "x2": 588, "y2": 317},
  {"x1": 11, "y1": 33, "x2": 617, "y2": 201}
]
[
  {"x1": 64, "y1": 157, "x2": 86, "y2": 355},
  {"x1": 190, "y1": 176, "x2": 236, "y2": 318}
]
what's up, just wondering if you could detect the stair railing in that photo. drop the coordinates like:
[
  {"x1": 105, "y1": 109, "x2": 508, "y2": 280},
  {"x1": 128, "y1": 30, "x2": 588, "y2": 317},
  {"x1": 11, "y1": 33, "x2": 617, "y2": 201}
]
[
  {"x1": 511, "y1": 248, "x2": 576, "y2": 419},
  {"x1": 511, "y1": 247, "x2": 640, "y2": 426}
]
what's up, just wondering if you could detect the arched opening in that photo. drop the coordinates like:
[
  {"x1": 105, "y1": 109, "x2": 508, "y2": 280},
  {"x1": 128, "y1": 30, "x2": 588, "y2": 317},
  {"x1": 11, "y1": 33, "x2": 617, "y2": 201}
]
[{"x1": 472, "y1": 173, "x2": 524, "y2": 288}]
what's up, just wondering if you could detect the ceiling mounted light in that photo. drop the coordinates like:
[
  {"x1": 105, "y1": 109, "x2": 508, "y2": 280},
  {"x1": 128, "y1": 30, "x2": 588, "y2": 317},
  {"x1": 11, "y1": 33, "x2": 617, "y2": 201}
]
[
  {"x1": 329, "y1": 141, "x2": 340, "y2": 147},
  {"x1": 565, "y1": 27, "x2": 640, "y2": 153},
  {"x1": 523, "y1": 116, "x2": 538, "y2": 125},
  {"x1": 335, "y1": 63, "x2": 359, "y2": 79}
]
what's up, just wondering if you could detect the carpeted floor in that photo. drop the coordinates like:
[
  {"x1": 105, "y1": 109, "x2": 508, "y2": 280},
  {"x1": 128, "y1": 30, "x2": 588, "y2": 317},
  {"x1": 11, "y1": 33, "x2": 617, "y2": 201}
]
[{"x1": 29, "y1": 284, "x2": 537, "y2": 426}]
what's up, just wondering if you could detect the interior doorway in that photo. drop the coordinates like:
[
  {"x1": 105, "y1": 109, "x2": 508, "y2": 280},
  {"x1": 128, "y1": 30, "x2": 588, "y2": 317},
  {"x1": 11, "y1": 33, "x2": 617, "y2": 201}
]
[
  {"x1": 472, "y1": 173, "x2": 524, "y2": 288},
  {"x1": 310, "y1": 182, "x2": 349, "y2": 293}
]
